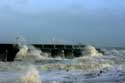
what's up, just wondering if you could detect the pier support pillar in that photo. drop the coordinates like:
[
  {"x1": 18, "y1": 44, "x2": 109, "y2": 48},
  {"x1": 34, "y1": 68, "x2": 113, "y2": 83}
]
[
  {"x1": 64, "y1": 49, "x2": 74, "y2": 59},
  {"x1": 51, "y1": 49, "x2": 65, "y2": 58}
]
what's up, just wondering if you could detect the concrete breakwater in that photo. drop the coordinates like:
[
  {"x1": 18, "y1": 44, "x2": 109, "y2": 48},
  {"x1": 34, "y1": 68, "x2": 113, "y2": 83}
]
[{"x1": 0, "y1": 43, "x2": 101, "y2": 61}]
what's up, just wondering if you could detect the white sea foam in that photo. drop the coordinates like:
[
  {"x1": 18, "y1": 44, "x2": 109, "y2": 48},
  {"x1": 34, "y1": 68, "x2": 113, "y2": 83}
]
[
  {"x1": 16, "y1": 65, "x2": 41, "y2": 83},
  {"x1": 0, "y1": 42, "x2": 125, "y2": 83},
  {"x1": 15, "y1": 45, "x2": 50, "y2": 62},
  {"x1": 0, "y1": 64, "x2": 42, "y2": 83},
  {"x1": 81, "y1": 45, "x2": 103, "y2": 57}
]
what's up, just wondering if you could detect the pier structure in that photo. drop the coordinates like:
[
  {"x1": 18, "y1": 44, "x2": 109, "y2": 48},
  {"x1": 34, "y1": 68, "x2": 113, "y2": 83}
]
[
  {"x1": 0, "y1": 43, "x2": 85, "y2": 61},
  {"x1": 34, "y1": 44, "x2": 85, "y2": 58}
]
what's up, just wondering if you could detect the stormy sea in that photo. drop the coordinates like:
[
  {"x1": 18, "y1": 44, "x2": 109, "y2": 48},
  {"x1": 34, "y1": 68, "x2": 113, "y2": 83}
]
[{"x1": 0, "y1": 43, "x2": 125, "y2": 83}]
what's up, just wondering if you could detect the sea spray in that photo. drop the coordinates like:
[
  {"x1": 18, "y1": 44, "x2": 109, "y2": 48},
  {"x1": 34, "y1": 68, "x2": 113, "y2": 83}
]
[
  {"x1": 15, "y1": 36, "x2": 49, "y2": 61},
  {"x1": 15, "y1": 45, "x2": 28, "y2": 61},
  {"x1": 16, "y1": 65, "x2": 41, "y2": 83},
  {"x1": 15, "y1": 44, "x2": 49, "y2": 62},
  {"x1": 0, "y1": 63, "x2": 42, "y2": 83},
  {"x1": 81, "y1": 45, "x2": 103, "y2": 57},
  {"x1": 0, "y1": 36, "x2": 124, "y2": 83}
]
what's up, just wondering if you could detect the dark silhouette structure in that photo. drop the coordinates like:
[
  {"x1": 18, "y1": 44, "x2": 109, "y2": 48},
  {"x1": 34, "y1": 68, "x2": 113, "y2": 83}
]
[{"x1": 0, "y1": 43, "x2": 86, "y2": 61}]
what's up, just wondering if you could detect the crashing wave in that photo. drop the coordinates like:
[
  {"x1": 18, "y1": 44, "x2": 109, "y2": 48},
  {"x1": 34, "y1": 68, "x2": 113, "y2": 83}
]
[
  {"x1": 81, "y1": 45, "x2": 103, "y2": 57},
  {"x1": 0, "y1": 64, "x2": 42, "y2": 83},
  {"x1": 15, "y1": 45, "x2": 49, "y2": 62},
  {"x1": 16, "y1": 66, "x2": 41, "y2": 83}
]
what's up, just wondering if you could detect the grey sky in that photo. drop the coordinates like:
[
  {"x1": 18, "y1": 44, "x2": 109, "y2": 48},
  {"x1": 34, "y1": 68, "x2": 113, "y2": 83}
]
[{"x1": 0, "y1": 0, "x2": 125, "y2": 47}]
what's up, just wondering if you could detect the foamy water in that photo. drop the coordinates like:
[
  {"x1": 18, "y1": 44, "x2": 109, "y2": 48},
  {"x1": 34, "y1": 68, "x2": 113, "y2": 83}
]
[{"x1": 0, "y1": 44, "x2": 125, "y2": 83}]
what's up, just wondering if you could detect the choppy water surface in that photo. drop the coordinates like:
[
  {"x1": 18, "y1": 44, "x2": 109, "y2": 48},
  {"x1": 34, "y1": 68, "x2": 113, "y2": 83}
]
[{"x1": 0, "y1": 45, "x2": 125, "y2": 83}]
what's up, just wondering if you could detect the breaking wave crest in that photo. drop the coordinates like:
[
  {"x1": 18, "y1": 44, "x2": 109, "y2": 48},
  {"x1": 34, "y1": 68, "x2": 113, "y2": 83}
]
[
  {"x1": 0, "y1": 64, "x2": 42, "y2": 83},
  {"x1": 15, "y1": 45, "x2": 49, "y2": 62},
  {"x1": 16, "y1": 65, "x2": 41, "y2": 83},
  {"x1": 81, "y1": 45, "x2": 103, "y2": 57},
  {"x1": 0, "y1": 42, "x2": 125, "y2": 83}
]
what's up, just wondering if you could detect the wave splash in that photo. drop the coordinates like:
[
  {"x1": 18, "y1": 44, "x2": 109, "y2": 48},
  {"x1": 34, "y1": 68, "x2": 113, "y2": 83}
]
[
  {"x1": 81, "y1": 45, "x2": 103, "y2": 57},
  {"x1": 0, "y1": 40, "x2": 125, "y2": 83},
  {"x1": 16, "y1": 65, "x2": 41, "y2": 83},
  {"x1": 15, "y1": 45, "x2": 49, "y2": 62}
]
